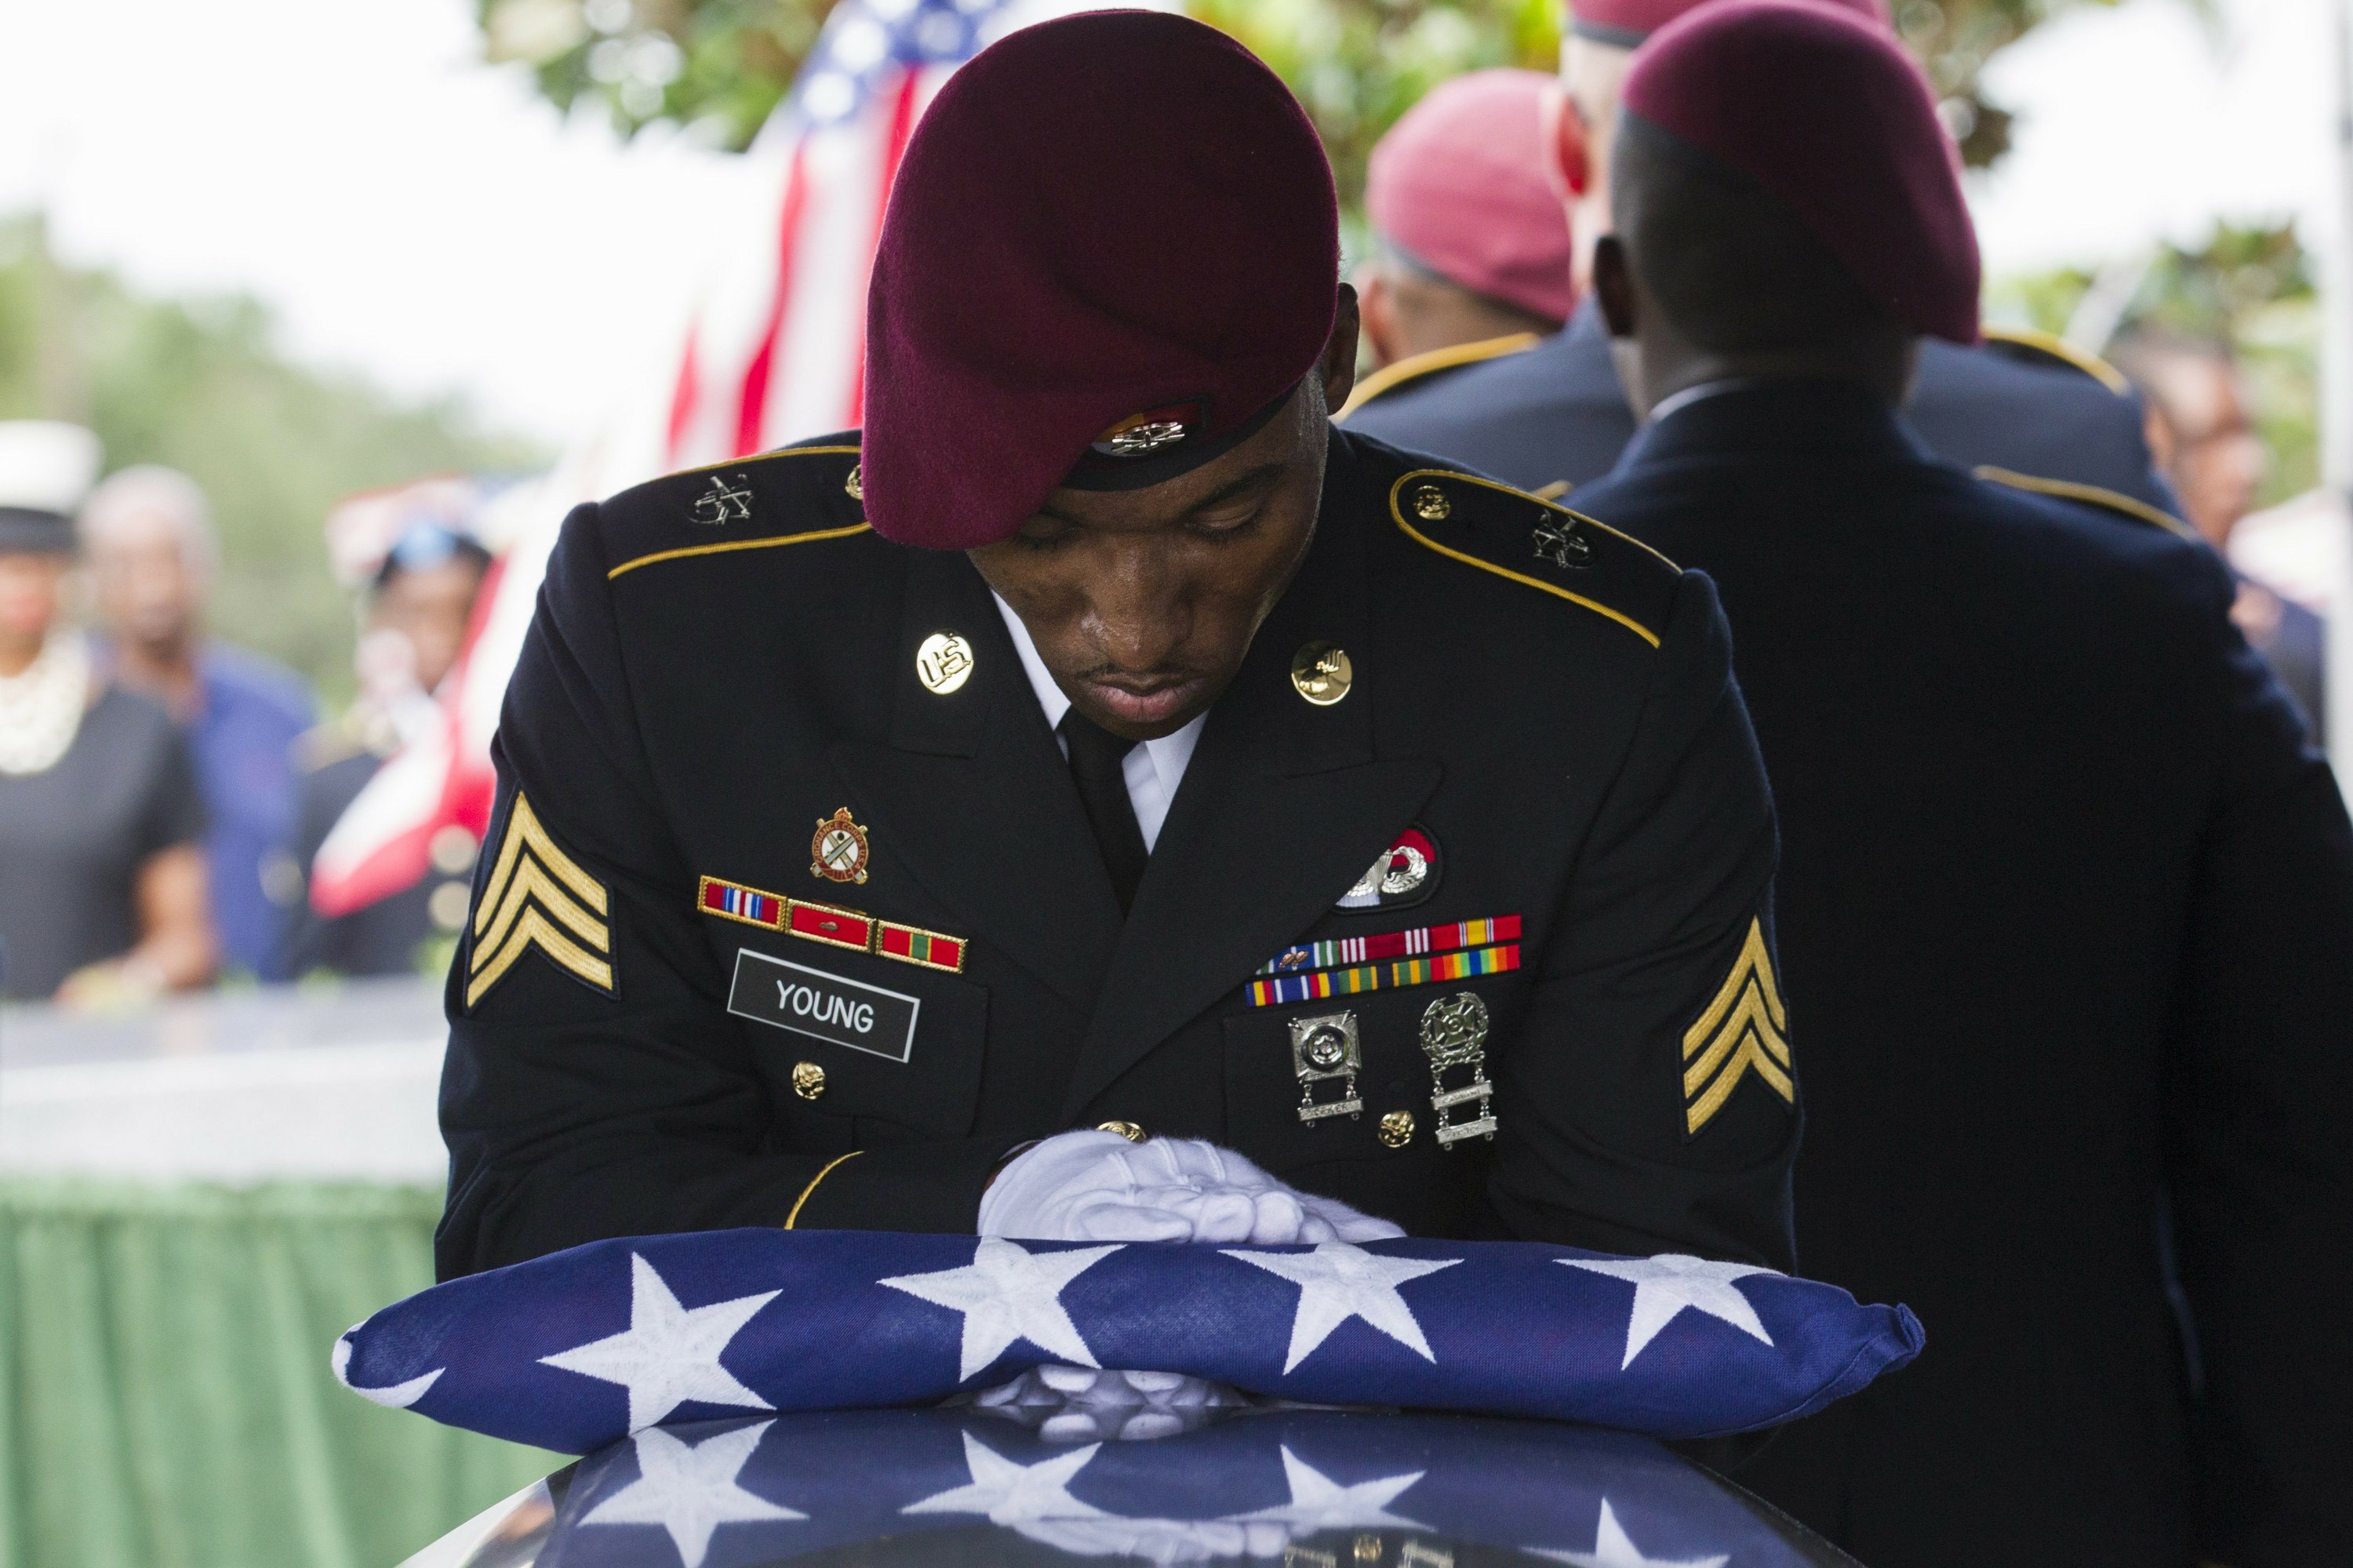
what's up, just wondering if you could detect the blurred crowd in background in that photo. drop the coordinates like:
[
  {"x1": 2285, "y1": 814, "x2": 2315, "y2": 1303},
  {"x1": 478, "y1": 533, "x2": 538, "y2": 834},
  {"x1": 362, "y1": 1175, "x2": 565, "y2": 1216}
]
[{"x1": 0, "y1": 0, "x2": 2337, "y2": 1009}]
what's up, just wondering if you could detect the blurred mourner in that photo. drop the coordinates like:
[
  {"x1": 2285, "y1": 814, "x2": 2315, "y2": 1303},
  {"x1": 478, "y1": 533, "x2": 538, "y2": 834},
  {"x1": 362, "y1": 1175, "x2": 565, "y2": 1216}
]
[
  {"x1": 0, "y1": 423, "x2": 216, "y2": 1005},
  {"x1": 1344, "y1": 0, "x2": 2184, "y2": 520},
  {"x1": 80, "y1": 465, "x2": 315, "y2": 982},
  {"x1": 2111, "y1": 326, "x2": 2326, "y2": 739},
  {"x1": 1340, "y1": 69, "x2": 1575, "y2": 414},
  {"x1": 1559, "y1": 5, "x2": 2353, "y2": 1563},
  {"x1": 438, "y1": 13, "x2": 1799, "y2": 1295},
  {"x1": 278, "y1": 507, "x2": 491, "y2": 978}
]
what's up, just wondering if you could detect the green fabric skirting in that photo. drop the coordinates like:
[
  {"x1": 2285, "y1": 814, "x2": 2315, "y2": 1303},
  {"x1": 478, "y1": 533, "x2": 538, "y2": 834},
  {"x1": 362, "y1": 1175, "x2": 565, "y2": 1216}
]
[{"x1": 0, "y1": 1180, "x2": 559, "y2": 1568}]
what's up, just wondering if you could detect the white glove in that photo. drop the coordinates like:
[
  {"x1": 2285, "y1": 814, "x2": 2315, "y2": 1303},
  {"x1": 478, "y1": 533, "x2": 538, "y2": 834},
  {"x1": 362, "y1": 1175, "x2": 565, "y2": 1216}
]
[
  {"x1": 977, "y1": 1130, "x2": 1404, "y2": 1245},
  {"x1": 968, "y1": 1363, "x2": 1247, "y2": 1443}
]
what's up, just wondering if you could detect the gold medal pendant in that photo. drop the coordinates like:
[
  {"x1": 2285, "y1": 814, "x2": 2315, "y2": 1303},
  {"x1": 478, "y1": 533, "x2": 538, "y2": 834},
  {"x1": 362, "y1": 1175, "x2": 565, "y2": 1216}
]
[{"x1": 809, "y1": 808, "x2": 871, "y2": 885}]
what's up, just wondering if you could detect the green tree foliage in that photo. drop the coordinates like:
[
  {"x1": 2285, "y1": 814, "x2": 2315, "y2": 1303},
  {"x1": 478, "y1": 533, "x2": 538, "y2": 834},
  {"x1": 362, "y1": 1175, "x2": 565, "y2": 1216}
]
[
  {"x1": 1989, "y1": 220, "x2": 2319, "y2": 508},
  {"x1": 478, "y1": 0, "x2": 2140, "y2": 194},
  {"x1": 0, "y1": 216, "x2": 541, "y2": 704}
]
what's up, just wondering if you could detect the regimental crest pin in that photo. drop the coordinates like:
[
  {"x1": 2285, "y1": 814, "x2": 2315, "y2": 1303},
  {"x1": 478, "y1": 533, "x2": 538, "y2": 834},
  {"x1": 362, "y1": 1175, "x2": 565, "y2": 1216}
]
[
  {"x1": 1336, "y1": 826, "x2": 1441, "y2": 912},
  {"x1": 690, "y1": 471, "x2": 755, "y2": 526},
  {"x1": 810, "y1": 807, "x2": 871, "y2": 885}
]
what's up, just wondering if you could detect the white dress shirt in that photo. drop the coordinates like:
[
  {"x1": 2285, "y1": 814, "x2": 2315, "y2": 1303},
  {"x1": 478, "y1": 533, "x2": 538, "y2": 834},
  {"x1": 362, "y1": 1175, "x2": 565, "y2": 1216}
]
[{"x1": 994, "y1": 594, "x2": 1204, "y2": 853}]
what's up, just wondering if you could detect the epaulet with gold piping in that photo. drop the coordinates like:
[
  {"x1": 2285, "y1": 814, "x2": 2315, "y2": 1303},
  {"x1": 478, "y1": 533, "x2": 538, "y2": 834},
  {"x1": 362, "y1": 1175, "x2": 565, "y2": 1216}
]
[
  {"x1": 1974, "y1": 465, "x2": 2199, "y2": 542},
  {"x1": 1387, "y1": 467, "x2": 1679, "y2": 649},
  {"x1": 601, "y1": 435, "x2": 871, "y2": 583},
  {"x1": 1336, "y1": 332, "x2": 1541, "y2": 421},
  {"x1": 1980, "y1": 326, "x2": 2133, "y2": 397}
]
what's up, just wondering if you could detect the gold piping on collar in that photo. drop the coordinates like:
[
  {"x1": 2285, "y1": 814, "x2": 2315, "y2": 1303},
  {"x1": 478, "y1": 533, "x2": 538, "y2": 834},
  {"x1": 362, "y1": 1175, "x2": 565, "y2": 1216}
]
[
  {"x1": 1974, "y1": 466, "x2": 2198, "y2": 541},
  {"x1": 1980, "y1": 326, "x2": 2133, "y2": 397},
  {"x1": 1337, "y1": 333, "x2": 1541, "y2": 421}
]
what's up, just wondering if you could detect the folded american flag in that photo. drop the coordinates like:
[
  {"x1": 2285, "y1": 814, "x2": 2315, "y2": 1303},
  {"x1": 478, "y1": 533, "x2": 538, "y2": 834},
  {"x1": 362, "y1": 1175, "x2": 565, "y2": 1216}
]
[{"x1": 333, "y1": 1231, "x2": 1920, "y2": 1454}]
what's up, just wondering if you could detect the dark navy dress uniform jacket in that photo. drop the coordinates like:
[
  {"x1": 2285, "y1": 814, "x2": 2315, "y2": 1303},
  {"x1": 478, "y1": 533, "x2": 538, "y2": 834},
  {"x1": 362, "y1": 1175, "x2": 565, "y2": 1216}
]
[
  {"x1": 1347, "y1": 299, "x2": 2182, "y2": 516},
  {"x1": 1569, "y1": 382, "x2": 2353, "y2": 1568},
  {"x1": 436, "y1": 428, "x2": 1800, "y2": 1289}
]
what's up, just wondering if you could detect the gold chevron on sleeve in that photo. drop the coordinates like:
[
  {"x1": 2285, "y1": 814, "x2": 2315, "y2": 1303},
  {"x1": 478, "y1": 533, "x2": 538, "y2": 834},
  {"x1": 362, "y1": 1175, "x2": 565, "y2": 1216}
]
[
  {"x1": 1682, "y1": 917, "x2": 1794, "y2": 1134},
  {"x1": 465, "y1": 794, "x2": 614, "y2": 1009}
]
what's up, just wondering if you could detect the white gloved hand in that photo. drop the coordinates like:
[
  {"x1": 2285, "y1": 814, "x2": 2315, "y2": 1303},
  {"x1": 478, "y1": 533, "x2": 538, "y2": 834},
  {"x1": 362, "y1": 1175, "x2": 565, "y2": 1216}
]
[
  {"x1": 977, "y1": 1130, "x2": 1405, "y2": 1245},
  {"x1": 968, "y1": 1364, "x2": 1247, "y2": 1443}
]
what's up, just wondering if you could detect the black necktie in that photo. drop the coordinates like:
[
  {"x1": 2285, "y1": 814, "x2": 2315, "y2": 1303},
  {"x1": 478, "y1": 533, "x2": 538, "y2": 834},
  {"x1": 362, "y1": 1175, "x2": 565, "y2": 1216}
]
[{"x1": 1057, "y1": 710, "x2": 1150, "y2": 914}]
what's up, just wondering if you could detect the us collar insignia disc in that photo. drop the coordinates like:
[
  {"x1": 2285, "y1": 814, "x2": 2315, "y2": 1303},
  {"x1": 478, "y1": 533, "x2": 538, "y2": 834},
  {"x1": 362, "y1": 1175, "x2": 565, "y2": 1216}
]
[
  {"x1": 1289, "y1": 1010, "x2": 1364, "y2": 1125},
  {"x1": 915, "y1": 631, "x2": 975, "y2": 696},
  {"x1": 1420, "y1": 991, "x2": 1497, "y2": 1147},
  {"x1": 810, "y1": 808, "x2": 871, "y2": 884},
  {"x1": 1289, "y1": 641, "x2": 1352, "y2": 706},
  {"x1": 1336, "y1": 826, "x2": 1440, "y2": 911}
]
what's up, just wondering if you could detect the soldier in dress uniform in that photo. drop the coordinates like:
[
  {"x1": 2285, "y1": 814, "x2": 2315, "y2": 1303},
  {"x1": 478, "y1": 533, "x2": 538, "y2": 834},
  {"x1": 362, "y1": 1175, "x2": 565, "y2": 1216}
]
[
  {"x1": 1338, "y1": 69, "x2": 1574, "y2": 421},
  {"x1": 1344, "y1": 0, "x2": 2183, "y2": 519},
  {"x1": 438, "y1": 13, "x2": 1798, "y2": 1287},
  {"x1": 1560, "y1": 5, "x2": 2353, "y2": 1563}
]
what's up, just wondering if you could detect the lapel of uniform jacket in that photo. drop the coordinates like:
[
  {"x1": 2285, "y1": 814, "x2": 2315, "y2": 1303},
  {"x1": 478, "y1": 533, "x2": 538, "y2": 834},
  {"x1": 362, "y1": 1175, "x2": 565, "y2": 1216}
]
[
  {"x1": 1058, "y1": 473, "x2": 1445, "y2": 1120},
  {"x1": 828, "y1": 548, "x2": 1122, "y2": 1016}
]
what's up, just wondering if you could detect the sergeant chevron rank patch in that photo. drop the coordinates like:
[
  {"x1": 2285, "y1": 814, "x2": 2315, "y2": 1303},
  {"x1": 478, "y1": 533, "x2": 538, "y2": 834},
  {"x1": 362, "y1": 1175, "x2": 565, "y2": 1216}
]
[
  {"x1": 1682, "y1": 918, "x2": 1792, "y2": 1135},
  {"x1": 465, "y1": 794, "x2": 614, "y2": 1009}
]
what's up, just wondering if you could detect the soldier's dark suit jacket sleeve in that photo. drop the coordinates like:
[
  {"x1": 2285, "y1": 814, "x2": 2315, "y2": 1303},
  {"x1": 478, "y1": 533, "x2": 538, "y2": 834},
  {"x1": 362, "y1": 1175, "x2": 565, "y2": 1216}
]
[
  {"x1": 2158, "y1": 547, "x2": 2353, "y2": 1563},
  {"x1": 435, "y1": 499, "x2": 1004, "y2": 1279},
  {"x1": 1489, "y1": 568, "x2": 1791, "y2": 1265}
]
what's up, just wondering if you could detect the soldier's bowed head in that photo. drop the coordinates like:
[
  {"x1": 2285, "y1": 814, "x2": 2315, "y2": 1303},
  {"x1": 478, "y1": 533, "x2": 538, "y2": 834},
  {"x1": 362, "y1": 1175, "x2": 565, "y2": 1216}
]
[{"x1": 858, "y1": 10, "x2": 1358, "y2": 740}]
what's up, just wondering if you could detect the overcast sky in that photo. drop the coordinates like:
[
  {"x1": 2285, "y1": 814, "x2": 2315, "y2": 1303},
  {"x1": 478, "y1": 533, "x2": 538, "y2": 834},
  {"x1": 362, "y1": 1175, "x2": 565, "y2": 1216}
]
[{"x1": 0, "y1": 0, "x2": 2339, "y2": 446}]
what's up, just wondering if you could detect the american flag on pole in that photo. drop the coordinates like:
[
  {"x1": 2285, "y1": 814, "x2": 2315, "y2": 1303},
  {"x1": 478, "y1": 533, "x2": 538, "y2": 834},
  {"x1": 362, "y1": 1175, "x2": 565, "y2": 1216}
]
[
  {"x1": 309, "y1": 0, "x2": 1130, "y2": 919},
  {"x1": 334, "y1": 1230, "x2": 1921, "y2": 1457}
]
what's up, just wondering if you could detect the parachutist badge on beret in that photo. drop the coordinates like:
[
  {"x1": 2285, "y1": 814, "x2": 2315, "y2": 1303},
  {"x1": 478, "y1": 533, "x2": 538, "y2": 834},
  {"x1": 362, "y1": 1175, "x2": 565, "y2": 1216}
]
[
  {"x1": 1091, "y1": 403, "x2": 1201, "y2": 458},
  {"x1": 811, "y1": 808, "x2": 871, "y2": 885}
]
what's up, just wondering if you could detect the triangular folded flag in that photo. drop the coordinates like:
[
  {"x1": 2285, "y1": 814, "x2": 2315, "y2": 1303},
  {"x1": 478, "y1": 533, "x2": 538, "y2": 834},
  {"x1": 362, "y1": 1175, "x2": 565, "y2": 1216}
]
[{"x1": 335, "y1": 1230, "x2": 1921, "y2": 1455}]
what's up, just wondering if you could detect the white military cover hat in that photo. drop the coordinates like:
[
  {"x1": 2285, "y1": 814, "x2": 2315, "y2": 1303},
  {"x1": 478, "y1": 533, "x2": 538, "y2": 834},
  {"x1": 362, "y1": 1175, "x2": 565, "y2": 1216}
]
[{"x1": 0, "y1": 420, "x2": 103, "y2": 554}]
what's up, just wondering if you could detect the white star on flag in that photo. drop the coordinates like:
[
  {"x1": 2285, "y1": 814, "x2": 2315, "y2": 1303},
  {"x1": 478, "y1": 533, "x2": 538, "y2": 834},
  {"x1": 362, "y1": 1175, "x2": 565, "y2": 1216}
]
[
  {"x1": 583, "y1": 1421, "x2": 803, "y2": 1568},
  {"x1": 879, "y1": 1238, "x2": 1122, "y2": 1382},
  {"x1": 1224, "y1": 1243, "x2": 1460, "y2": 1373},
  {"x1": 1562, "y1": 1253, "x2": 1777, "y2": 1368},
  {"x1": 902, "y1": 1431, "x2": 1108, "y2": 1524},
  {"x1": 540, "y1": 1253, "x2": 780, "y2": 1431},
  {"x1": 1225, "y1": 1446, "x2": 1427, "y2": 1532},
  {"x1": 1533, "y1": 1498, "x2": 1730, "y2": 1568}
]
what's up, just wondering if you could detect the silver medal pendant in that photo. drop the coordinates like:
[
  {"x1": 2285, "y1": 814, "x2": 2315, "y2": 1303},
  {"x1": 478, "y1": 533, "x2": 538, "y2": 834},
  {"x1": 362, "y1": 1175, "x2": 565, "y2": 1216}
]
[
  {"x1": 1420, "y1": 991, "x2": 1497, "y2": 1148},
  {"x1": 1289, "y1": 1010, "x2": 1364, "y2": 1124}
]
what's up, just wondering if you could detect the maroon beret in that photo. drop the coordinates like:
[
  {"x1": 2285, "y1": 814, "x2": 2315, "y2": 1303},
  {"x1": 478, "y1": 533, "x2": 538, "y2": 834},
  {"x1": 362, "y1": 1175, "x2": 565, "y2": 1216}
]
[
  {"x1": 861, "y1": 11, "x2": 1340, "y2": 551},
  {"x1": 1568, "y1": 0, "x2": 1886, "y2": 46},
  {"x1": 1623, "y1": 0, "x2": 1979, "y2": 344},
  {"x1": 1367, "y1": 70, "x2": 1574, "y2": 324}
]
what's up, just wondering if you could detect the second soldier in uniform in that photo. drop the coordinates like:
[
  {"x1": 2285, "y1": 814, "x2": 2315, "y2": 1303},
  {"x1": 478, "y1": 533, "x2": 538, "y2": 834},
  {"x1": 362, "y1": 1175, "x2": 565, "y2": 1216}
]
[{"x1": 438, "y1": 13, "x2": 1798, "y2": 1278}]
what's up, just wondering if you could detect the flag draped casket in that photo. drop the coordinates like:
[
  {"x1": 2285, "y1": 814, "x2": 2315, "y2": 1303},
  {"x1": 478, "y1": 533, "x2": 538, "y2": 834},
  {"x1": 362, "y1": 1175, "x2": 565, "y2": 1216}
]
[
  {"x1": 336, "y1": 1231, "x2": 1919, "y2": 1455},
  {"x1": 517, "y1": 1407, "x2": 1856, "y2": 1568}
]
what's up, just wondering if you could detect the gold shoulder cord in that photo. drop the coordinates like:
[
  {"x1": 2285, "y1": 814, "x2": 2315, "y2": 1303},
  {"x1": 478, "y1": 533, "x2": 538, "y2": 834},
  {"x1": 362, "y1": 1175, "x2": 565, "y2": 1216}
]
[
  {"x1": 1973, "y1": 466, "x2": 2198, "y2": 542},
  {"x1": 784, "y1": 1151, "x2": 865, "y2": 1229},
  {"x1": 1387, "y1": 470, "x2": 1669, "y2": 649}
]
